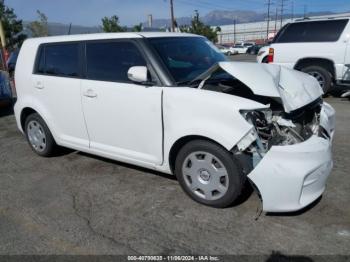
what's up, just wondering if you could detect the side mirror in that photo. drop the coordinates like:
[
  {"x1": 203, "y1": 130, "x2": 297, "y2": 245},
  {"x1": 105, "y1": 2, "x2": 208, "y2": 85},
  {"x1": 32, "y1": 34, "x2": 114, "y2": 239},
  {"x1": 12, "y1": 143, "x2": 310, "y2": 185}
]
[{"x1": 127, "y1": 66, "x2": 148, "y2": 83}]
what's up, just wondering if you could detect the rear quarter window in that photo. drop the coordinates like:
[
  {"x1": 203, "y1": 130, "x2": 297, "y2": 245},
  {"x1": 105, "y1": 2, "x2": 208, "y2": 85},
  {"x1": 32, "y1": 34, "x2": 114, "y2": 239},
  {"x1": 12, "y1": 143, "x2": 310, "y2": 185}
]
[
  {"x1": 274, "y1": 19, "x2": 349, "y2": 43},
  {"x1": 34, "y1": 43, "x2": 80, "y2": 77}
]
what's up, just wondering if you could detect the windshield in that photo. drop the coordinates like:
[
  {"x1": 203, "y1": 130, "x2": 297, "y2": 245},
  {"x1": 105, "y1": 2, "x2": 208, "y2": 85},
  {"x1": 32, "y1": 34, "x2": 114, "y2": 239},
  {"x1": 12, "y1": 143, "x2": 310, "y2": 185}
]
[{"x1": 148, "y1": 37, "x2": 227, "y2": 84}]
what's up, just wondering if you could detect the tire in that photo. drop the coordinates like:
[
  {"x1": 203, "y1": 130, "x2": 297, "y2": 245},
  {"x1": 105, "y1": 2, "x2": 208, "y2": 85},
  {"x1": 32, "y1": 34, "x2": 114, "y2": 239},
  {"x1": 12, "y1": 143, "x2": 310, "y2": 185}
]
[
  {"x1": 174, "y1": 140, "x2": 245, "y2": 208},
  {"x1": 24, "y1": 113, "x2": 57, "y2": 157},
  {"x1": 301, "y1": 65, "x2": 332, "y2": 94},
  {"x1": 227, "y1": 51, "x2": 232, "y2": 56}
]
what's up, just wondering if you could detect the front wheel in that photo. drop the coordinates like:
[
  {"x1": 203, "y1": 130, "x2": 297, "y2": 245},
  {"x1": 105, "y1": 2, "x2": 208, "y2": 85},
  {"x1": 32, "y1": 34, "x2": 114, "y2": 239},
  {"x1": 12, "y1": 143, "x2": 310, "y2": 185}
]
[
  {"x1": 301, "y1": 65, "x2": 332, "y2": 94},
  {"x1": 175, "y1": 140, "x2": 245, "y2": 208}
]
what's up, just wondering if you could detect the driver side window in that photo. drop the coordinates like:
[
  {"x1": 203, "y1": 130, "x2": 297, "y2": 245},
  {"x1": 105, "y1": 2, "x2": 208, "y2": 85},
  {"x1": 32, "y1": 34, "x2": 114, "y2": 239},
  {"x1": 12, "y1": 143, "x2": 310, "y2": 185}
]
[{"x1": 85, "y1": 41, "x2": 147, "y2": 83}]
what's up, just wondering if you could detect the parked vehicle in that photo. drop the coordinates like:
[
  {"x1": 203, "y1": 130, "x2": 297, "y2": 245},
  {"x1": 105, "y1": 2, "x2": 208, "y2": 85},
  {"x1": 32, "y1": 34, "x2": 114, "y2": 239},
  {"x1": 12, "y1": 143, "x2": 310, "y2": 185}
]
[
  {"x1": 216, "y1": 44, "x2": 236, "y2": 56},
  {"x1": 230, "y1": 42, "x2": 255, "y2": 54},
  {"x1": 7, "y1": 50, "x2": 19, "y2": 78},
  {"x1": 246, "y1": 44, "x2": 265, "y2": 55},
  {"x1": 0, "y1": 70, "x2": 12, "y2": 108},
  {"x1": 230, "y1": 44, "x2": 248, "y2": 54},
  {"x1": 15, "y1": 33, "x2": 335, "y2": 212},
  {"x1": 257, "y1": 17, "x2": 350, "y2": 93}
]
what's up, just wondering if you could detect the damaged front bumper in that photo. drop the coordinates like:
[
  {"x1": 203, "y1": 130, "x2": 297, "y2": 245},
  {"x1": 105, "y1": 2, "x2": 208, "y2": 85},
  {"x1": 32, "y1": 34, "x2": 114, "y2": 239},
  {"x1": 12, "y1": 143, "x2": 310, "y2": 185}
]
[{"x1": 247, "y1": 102, "x2": 335, "y2": 212}]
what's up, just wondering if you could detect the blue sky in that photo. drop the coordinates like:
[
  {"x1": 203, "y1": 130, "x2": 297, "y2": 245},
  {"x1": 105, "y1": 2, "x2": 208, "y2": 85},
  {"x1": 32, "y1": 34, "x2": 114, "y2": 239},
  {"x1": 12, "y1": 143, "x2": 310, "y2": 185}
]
[{"x1": 6, "y1": 0, "x2": 350, "y2": 26}]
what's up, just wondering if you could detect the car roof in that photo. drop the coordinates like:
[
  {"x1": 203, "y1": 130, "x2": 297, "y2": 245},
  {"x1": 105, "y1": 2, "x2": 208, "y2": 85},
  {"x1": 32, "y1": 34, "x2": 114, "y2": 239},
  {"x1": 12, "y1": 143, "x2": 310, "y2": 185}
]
[
  {"x1": 293, "y1": 16, "x2": 350, "y2": 23},
  {"x1": 24, "y1": 32, "x2": 201, "y2": 45}
]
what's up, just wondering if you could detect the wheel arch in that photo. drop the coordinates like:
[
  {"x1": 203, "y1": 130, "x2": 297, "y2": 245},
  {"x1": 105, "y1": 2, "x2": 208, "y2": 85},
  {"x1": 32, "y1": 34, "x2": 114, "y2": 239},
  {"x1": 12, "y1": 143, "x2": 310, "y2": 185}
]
[
  {"x1": 20, "y1": 107, "x2": 38, "y2": 131},
  {"x1": 19, "y1": 105, "x2": 57, "y2": 143},
  {"x1": 168, "y1": 135, "x2": 229, "y2": 175},
  {"x1": 294, "y1": 57, "x2": 336, "y2": 79}
]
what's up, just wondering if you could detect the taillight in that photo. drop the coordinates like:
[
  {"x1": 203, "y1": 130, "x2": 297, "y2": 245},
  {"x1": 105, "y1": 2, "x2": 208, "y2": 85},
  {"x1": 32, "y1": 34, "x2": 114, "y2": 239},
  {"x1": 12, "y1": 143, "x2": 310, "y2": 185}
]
[{"x1": 267, "y1": 48, "x2": 274, "y2": 63}]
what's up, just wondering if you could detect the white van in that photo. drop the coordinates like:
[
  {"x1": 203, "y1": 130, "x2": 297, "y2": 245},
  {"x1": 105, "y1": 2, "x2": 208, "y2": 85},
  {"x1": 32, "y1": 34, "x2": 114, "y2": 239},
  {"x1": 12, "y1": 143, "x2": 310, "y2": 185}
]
[
  {"x1": 14, "y1": 32, "x2": 335, "y2": 212},
  {"x1": 257, "y1": 17, "x2": 350, "y2": 93}
]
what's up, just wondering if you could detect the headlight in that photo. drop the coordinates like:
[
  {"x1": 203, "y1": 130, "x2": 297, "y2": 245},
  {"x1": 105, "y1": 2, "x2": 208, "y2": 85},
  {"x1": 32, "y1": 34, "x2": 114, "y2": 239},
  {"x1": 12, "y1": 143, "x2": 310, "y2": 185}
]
[{"x1": 238, "y1": 109, "x2": 272, "y2": 152}]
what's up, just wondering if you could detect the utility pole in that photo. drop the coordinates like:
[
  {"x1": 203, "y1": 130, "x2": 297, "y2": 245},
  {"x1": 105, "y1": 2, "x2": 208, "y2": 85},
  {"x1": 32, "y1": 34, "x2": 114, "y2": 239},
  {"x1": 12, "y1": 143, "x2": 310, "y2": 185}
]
[
  {"x1": 304, "y1": 5, "x2": 308, "y2": 19},
  {"x1": 279, "y1": 0, "x2": 284, "y2": 29},
  {"x1": 170, "y1": 0, "x2": 175, "y2": 32},
  {"x1": 233, "y1": 19, "x2": 236, "y2": 44},
  {"x1": 274, "y1": 7, "x2": 278, "y2": 33},
  {"x1": 266, "y1": 0, "x2": 272, "y2": 41}
]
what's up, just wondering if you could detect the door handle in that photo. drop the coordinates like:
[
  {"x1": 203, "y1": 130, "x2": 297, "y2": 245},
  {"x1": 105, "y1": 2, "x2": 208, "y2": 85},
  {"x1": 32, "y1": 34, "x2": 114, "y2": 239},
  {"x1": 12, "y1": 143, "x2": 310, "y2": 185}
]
[
  {"x1": 35, "y1": 81, "x2": 44, "y2": 89},
  {"x1": 83, "y1": 89, "x2": 97, "y2": 98}
]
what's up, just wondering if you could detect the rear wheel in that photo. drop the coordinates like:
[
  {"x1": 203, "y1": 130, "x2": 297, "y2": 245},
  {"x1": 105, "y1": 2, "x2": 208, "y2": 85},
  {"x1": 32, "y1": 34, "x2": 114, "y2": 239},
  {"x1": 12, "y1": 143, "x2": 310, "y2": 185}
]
[
  {"x1": 301, "y1": 65, "x2": 332, "y2": 93},
  {"x1": 175, "y1": 140, "x2": 245, "y2": 208},
  {"x1": 25, "y1": 113, "x2": 57, "y2": 157}
]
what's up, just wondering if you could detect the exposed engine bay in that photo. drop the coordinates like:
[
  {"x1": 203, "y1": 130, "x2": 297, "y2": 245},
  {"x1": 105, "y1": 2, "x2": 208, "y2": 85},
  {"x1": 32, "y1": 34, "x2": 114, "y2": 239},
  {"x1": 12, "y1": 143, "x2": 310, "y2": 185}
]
[{"x1": 200, "y1": 69, "x2": 324, "y2": 169}]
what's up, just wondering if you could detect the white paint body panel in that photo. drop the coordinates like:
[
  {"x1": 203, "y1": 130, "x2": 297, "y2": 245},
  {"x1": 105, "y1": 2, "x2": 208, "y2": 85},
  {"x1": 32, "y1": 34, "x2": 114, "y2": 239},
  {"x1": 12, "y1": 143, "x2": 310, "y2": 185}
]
[
  {"x1": 218, "y1": 62, "x2": 323, "y2": 112},
  {"x1": 14, "y1": 33, "x2": 335, "y2": 213},
  {"x1": 81, "y1": 80, "x2": 163, "y2": 165}
]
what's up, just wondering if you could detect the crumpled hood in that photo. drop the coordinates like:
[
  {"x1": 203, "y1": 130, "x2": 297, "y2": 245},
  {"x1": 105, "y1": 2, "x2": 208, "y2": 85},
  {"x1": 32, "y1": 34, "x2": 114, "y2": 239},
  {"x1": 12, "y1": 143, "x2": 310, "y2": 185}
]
[{"x1": 218, "y1": 62, "x2": 323, "y2": 113}]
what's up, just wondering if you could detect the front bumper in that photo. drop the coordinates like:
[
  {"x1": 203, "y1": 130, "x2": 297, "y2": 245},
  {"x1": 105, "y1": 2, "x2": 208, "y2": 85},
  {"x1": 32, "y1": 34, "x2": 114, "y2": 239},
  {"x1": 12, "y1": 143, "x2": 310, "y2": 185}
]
[{"x1": 247, "y1": 102, "x2": 335, "y2": 212}]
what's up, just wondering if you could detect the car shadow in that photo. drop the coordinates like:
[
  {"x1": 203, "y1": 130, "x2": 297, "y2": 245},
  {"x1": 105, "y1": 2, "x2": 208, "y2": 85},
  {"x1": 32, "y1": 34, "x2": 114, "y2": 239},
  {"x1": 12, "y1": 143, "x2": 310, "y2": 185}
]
[
  {"x1": 231, "y1": 180, "x2": 254, "y2": 207},
  {"x1": 0, "y1": 104, "x2": 14, "y2": 117},
  {"x1": 77, "y1": 151, "x2": 177, "y2": 181}
]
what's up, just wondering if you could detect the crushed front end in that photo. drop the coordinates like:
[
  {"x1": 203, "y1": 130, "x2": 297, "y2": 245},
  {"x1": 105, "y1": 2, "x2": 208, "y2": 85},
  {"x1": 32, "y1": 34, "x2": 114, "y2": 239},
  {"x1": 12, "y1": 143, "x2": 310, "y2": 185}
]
[{"x1": 237, "y1": 99, "x2": 335, "y2": 212}]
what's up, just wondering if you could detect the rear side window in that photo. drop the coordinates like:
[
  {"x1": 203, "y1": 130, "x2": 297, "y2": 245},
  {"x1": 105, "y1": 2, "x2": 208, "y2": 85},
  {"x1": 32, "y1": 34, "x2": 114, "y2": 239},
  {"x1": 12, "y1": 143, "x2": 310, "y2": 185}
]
[
  {"x1": 35, "y1": 43, "x2": 80, "y2": 77},
  {"x1": 275, "y1": 19, "x2": 349, "y2": 43},
  {"x1": 85, "y1": 41, "x2": 146, "y2": 82}
]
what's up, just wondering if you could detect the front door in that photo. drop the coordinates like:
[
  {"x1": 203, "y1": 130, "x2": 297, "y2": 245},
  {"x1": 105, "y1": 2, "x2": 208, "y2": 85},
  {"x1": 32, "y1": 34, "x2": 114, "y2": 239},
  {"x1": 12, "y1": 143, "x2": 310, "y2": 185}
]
[{"x1": 81, "y1": 40, "x2": 163, "y2": 165}]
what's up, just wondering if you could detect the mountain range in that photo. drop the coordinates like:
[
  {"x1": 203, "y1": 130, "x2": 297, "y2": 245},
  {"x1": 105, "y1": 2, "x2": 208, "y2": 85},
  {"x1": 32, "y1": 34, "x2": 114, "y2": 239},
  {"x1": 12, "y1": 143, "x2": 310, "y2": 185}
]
[
  {"x1": 23, "y1": 9, "x2": 342, "y2": 36},
  {"x1": 144, "y1": 10, "x2": 338, "y2": 28}
]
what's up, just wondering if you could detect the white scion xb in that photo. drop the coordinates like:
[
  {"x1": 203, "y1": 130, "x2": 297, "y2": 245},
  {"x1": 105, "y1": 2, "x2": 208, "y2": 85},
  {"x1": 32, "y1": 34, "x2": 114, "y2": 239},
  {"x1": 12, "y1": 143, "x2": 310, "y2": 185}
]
[{"x1": 14, "y1": 32, "x2": 335, "y2": 212}]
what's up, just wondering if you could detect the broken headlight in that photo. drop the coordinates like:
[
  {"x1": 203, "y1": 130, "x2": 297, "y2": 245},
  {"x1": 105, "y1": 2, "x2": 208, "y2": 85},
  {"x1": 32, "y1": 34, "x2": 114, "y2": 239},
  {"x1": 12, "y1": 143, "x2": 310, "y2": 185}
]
[{"x1": 240, "y1": 108, "x2": 317, "y2": 151}]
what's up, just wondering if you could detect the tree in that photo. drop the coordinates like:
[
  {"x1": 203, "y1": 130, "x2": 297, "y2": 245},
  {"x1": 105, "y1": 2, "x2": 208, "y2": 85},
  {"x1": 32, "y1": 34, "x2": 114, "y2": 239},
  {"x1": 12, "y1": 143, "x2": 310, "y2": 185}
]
[
  {"x1": 28, "y1": 10, "x2": 49, "y2": 37},
  {"x1": 0, "y1": 2, "x2": 26, "y2": 49},
  {"x1": 132, "y1": 23, "x2": 143, "y2": 32},
  {"x1": 101, "y1": 15, "x2": 126, "y2": 32},
  {"x1": 181, "y1": 10, "x2": 219, "y2": 42}
]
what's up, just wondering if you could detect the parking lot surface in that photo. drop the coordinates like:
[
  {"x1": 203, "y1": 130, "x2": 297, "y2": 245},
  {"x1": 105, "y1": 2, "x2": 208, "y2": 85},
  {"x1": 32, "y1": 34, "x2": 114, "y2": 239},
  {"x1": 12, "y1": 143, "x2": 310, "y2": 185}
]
[{"x1": 0, "y1": 99, "x2": 349, "y2": 255}]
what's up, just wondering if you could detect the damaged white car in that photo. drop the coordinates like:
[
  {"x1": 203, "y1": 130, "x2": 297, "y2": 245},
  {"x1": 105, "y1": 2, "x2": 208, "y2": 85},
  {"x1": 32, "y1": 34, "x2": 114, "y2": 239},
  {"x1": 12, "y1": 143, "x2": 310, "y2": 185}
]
[{"x1": 14, "y1": 33, "x2": 335, "y2": 212}]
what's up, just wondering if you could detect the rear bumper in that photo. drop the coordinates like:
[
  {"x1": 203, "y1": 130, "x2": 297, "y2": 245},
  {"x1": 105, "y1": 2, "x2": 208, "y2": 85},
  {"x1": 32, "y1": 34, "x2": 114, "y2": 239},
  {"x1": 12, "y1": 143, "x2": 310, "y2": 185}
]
[{"x1": 248, "y1": 102, "x2": 335, "y2": 212}]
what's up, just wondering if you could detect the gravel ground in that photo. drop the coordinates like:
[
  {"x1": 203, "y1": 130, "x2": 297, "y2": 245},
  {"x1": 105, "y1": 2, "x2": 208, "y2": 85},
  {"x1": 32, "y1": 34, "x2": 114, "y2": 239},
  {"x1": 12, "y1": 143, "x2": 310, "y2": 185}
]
[{"x1": 0, "y1": 88, "x2": 349, "y2": 255}]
